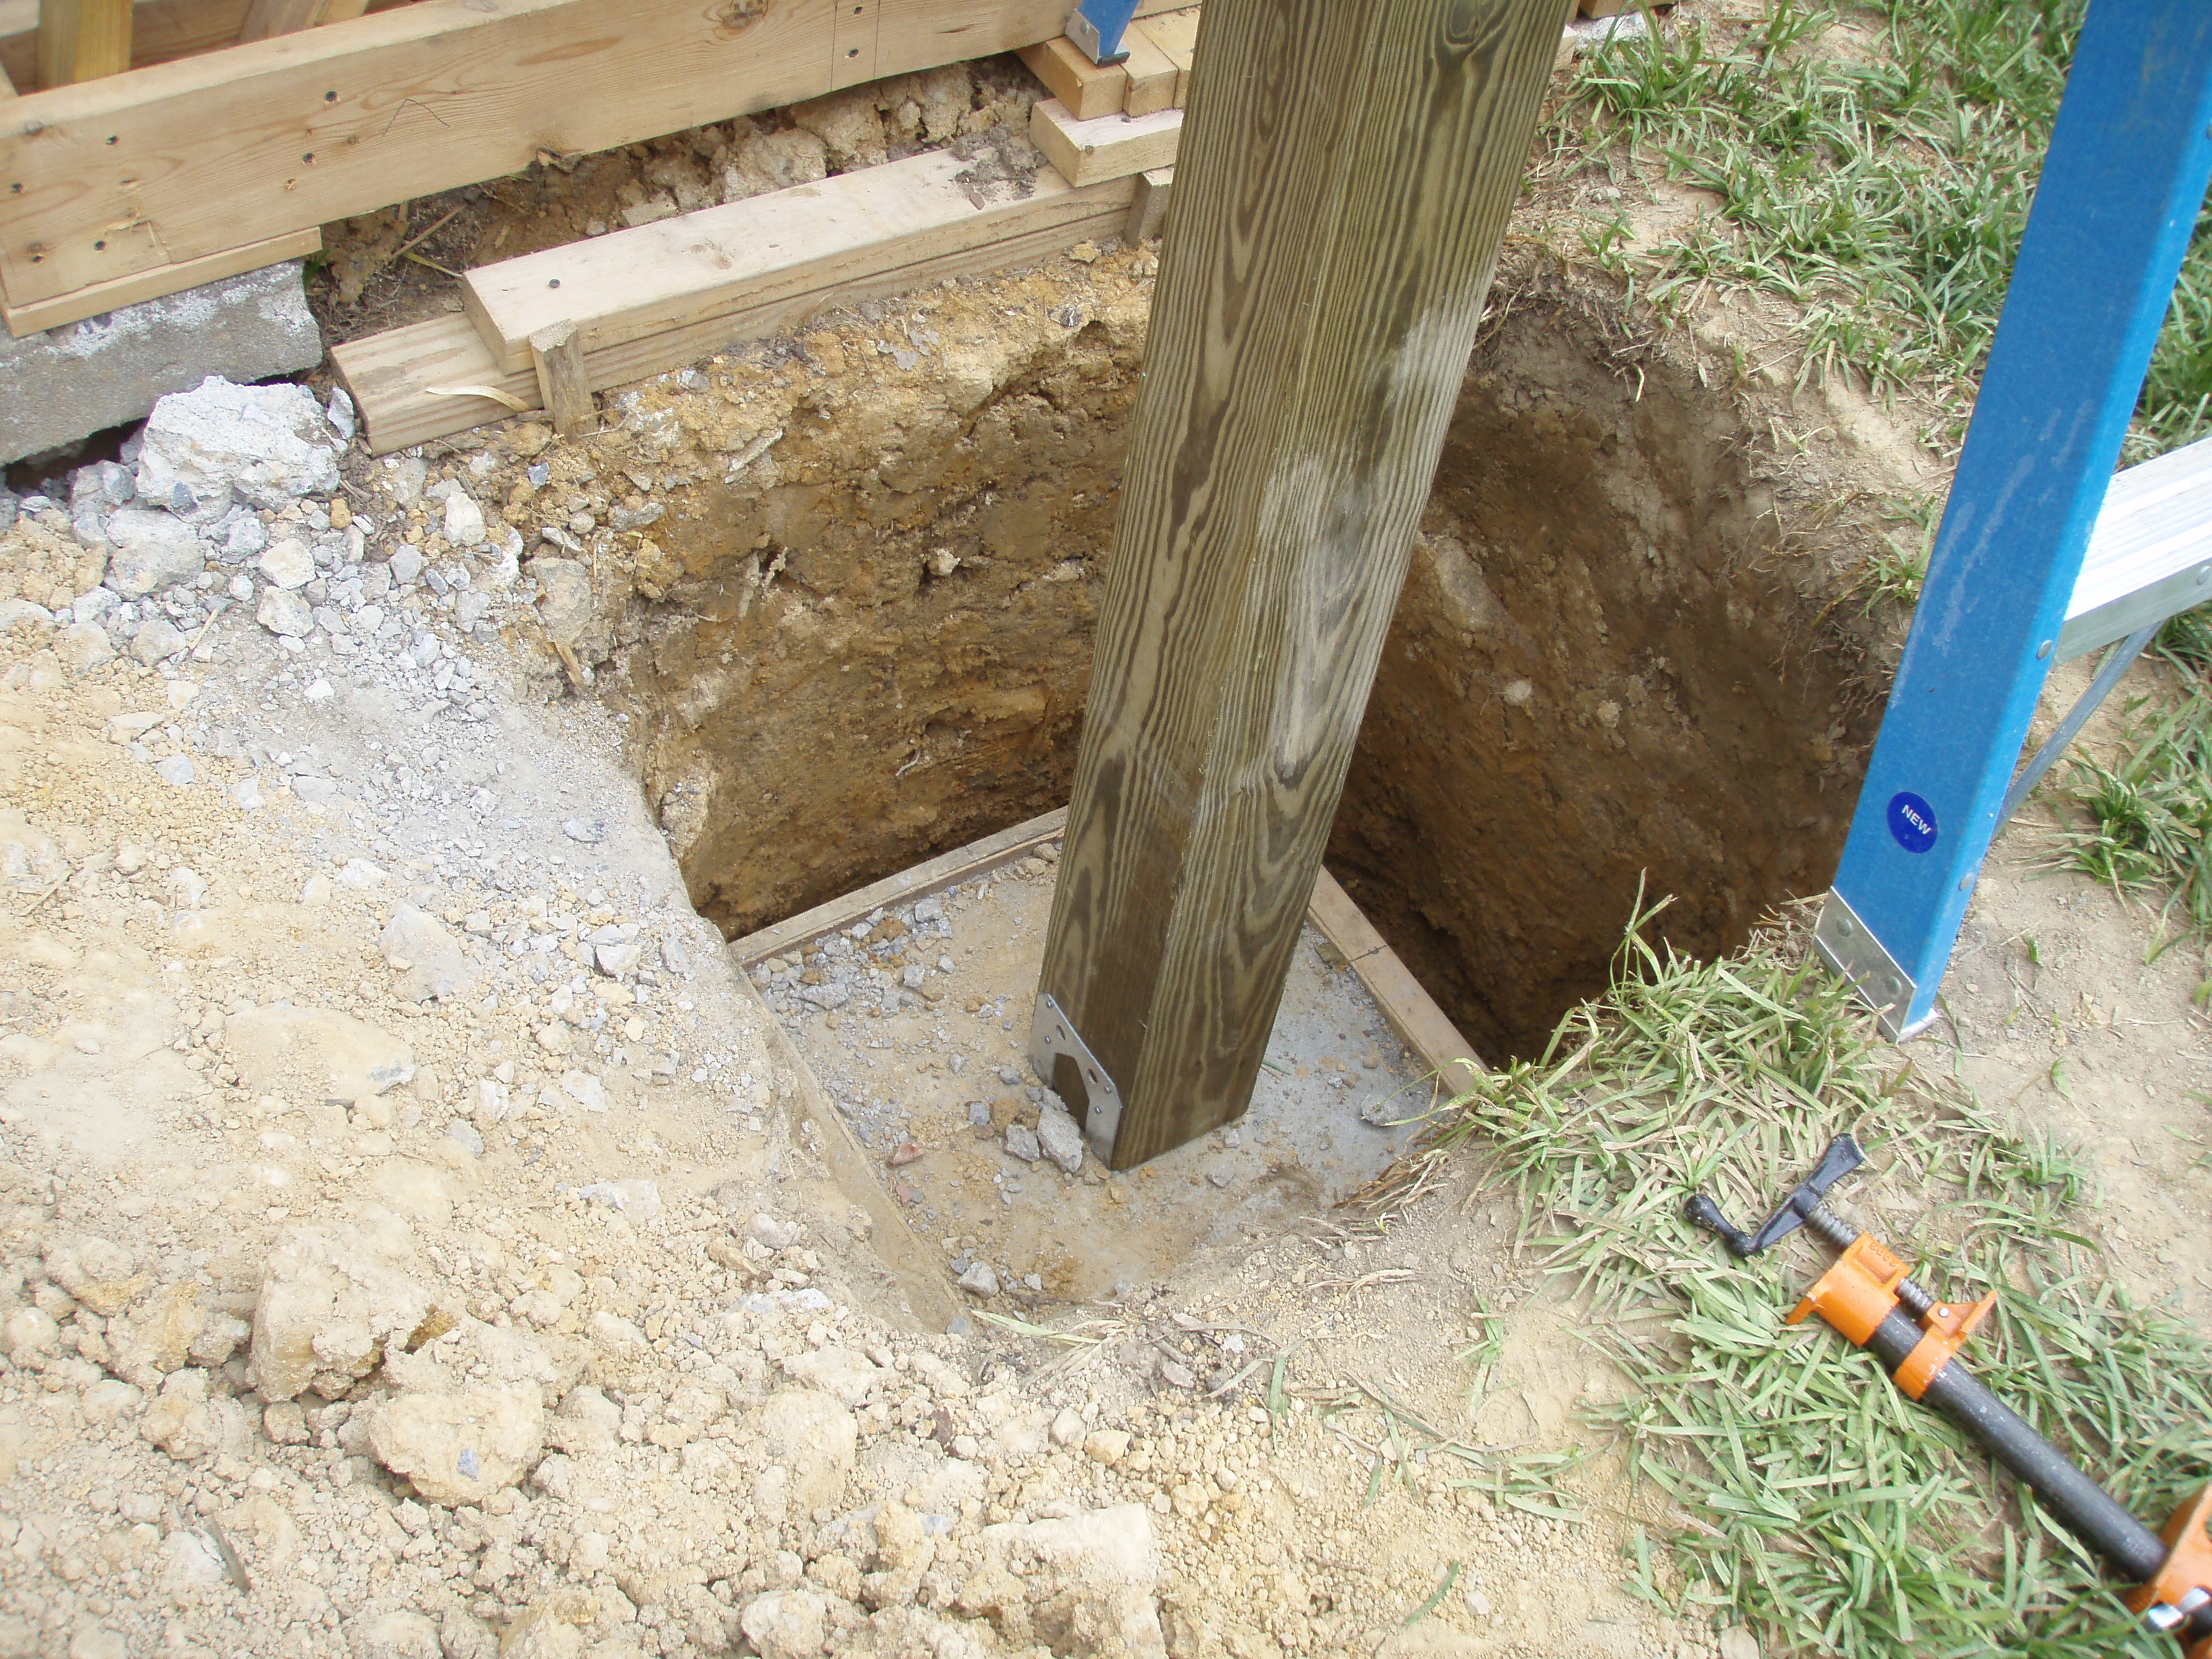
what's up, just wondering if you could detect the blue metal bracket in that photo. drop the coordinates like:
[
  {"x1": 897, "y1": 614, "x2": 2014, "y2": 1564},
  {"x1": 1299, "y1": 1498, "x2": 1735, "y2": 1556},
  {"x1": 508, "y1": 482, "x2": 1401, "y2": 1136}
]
[
  {"x1": 1065, "y1": 0, "x2": 1140, "y2": 65},
  {"x1": 1817, "y1": 0, "x2": 2212, "y2": 1039}
]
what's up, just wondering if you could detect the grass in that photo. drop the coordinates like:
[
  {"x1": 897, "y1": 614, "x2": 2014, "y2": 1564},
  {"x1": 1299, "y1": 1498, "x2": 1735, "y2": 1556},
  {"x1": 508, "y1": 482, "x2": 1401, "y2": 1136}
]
[
  {"x1": 1409, "y1": 902, "x2": 2212, "y2": 1659},
  {"x1": 1556, "y1": 0, "x2": 2212, "y2": 459}
]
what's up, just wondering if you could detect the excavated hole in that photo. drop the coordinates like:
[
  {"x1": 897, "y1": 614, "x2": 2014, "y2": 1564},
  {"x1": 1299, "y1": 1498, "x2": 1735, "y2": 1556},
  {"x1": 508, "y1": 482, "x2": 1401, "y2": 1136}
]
[{"x1": 627, "y1": 292, "x2": 1872, "y2": 1067}]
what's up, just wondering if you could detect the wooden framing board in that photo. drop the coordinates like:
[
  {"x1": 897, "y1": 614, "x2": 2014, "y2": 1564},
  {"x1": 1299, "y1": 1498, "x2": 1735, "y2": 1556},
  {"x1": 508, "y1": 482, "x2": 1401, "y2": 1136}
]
[
  {"x1": 37, "y1": 0, "x2": 133, "y2": 86},
  {"x1": 336, "y1": 163, "x2": 1138, "y2": 452},
  {"x1": 1134, "y1": 7, "x2": 1197, "y2": 104},
  {"x1": 1115, "y1": 24, "x2": 1178, "y2": 116},
  {"x1": 0, "y1": 0, "x2": 1187, "y2": 313},
  {"x1": 0, "y1": 0, "x2": 413, "y2": 87},
  {"x1": 466, "y1": 150, "x2": 1130, "y2": 374},
  {"x1": 1027, "y1": 97, "x2": 1182, "y2": 187},
  {"x1": 2, "y1": 223, "x2": 316, "y2": 334},
  {"x1": 1015, "y1": 35, "x2": 1125, "y2": 120}
]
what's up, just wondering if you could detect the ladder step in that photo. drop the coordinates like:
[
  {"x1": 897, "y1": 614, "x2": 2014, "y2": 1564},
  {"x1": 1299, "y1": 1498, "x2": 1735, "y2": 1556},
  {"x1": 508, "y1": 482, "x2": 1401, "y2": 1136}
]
[{"x1": 2061, "y1": 432, "x2": 2212, "y2": 661}]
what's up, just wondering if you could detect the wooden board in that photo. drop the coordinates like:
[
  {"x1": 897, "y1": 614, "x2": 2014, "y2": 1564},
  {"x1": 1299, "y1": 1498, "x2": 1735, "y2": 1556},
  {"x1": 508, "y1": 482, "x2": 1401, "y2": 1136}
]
[
  {"x1": 236, "y1": 0, "x2": 369, "y2": 40},
  {"x1": 0, "y1": 0, "x2": 1179, "y2": 311},
  {"x1": 1034, "y1": 0, "x2": 1569, "y2": 1169},
  {"x1": 1135, "y1": 6, "x2": 1197, "y2": 103},
  {"x1": 1115, "y1": 24, "x2": 1178, "y2": 115},
  {"x1": 1305, "y1": 868, "x2": 1482, "y2": 1092},
  {"x1": 466, "y1": 150, "x2": 1129, "y2": 374},
  {"x1": 341, "y1": 164, "x2": 1137, "y2": 451},
  {"x1": 733, "y1": 808, "x2": 1072, "y2": 967},
  {"x1": 1016, "y1": 35, "x2": 1125, "y2": 120},
  {"x1": 2, "y1": 225, "x2": 317, "y2": 335},
  {"x1": 0, "y1": 0, "x2": 419, "y2": 87},
  {"x1": 1125, "y1": 165, "x2": 1172, "y2": 243},
  {"x1": 1027, "y1": 97, "x2": 1182, "y2": 187},
  {"x1": 37, "y1": 0, "x2": 132, "y2": 84}
]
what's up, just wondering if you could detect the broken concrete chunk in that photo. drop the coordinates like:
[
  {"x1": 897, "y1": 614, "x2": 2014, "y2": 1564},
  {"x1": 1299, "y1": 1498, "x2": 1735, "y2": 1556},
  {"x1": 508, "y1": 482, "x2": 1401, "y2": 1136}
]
[
  {"x1": 101, "y1": 510, "x2": 206, "y2": 598},
  {"x1": 135, "y1": 376, "x2": 342, "y2": 510},
  {"x1": 1004, "y1": 1123, "x2": 1040, "y2": 1164},
  {"x1": 1037, "y1": 1103, "x2": 1085, "y2": 1174},
  {"x1": 527, "y1": 557, "x2": 593, "y2": 648}
]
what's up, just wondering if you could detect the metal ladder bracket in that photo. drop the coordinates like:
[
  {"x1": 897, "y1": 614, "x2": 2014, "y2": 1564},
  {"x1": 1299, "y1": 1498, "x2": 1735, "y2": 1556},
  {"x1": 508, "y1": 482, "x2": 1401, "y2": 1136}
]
[
  {"x1": 1813, "y1": 890, "x2": 1927, "y2": 1042},
  {"x1": 1064, "y1": 0, "x2": 1138, "y2": 64}
]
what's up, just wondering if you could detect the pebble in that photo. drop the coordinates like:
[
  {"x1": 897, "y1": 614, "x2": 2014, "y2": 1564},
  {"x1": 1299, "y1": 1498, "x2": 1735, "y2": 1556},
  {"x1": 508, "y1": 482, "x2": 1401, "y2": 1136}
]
[{"x1": 956, "y1": 1262, "x2": 1001, "y2": 1297}]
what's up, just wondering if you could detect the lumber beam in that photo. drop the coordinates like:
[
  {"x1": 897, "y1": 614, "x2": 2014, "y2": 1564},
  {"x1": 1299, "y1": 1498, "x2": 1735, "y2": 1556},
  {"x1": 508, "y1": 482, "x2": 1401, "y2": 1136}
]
[
  {"x1": 464, "y1": 150, "x2": 1127, "y2": 374},
  {"x1": 1136, "y1": 6, "x2": 1195, "y2": 102},
  {"x1": 36, "y1": 0, "x2": 130, "y2": 84},
  {"x1": 1115, "y1": 23, "x2": 1177, "y2": 114},
  {"x1": 235, "y1": 0, "x2": 367, "y2": 41},
  {"x1": 1027, "y1": 96, "x2": 1181, "y2": 186},
  {"x1": 0, "y1": 0, "x2": 417, "y2": 89},
  {"x1": 0, "y1": 0, "x2": 1187, "y2": 313},
  {"x1": 337, "y1": 158, "x2": 1138, "y2": 452},
  {"x1": 1033, "y1": 0, "x2": 1568, "y2": 1169},
  {"x1": 1017, "y1": 35, "x2": 1125, "y2": 119}
]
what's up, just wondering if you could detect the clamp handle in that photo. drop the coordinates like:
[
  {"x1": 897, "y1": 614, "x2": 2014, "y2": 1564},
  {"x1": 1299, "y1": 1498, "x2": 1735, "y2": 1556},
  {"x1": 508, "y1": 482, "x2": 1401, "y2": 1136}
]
[{"x1": 1686, "y1": 1135, "x2": 1865, "y2": 1256}]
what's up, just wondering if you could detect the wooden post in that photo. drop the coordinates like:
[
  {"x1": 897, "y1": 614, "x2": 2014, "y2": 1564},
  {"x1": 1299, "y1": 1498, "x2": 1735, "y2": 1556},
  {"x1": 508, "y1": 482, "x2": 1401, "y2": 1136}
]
[
  {"x1": 529, "y1": 323, "x2": 595, "y2": 437},
  {"x1": 1033, "y1": 0, "x2": 1569, "y2": 1169},
  {"x1": 37, "y1": 0, "x2": 132, "y2": 85}
]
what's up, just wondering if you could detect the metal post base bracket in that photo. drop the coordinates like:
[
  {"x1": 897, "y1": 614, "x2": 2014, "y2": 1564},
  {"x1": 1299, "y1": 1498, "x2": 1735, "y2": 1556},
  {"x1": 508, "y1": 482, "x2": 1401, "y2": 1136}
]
[
  {"x1": 1029, "y1": 992, "x2": 1123, "y2": 1158},
  {"x1": 1813, "y1": 890, "x2": 1928, "y2": 1043}
]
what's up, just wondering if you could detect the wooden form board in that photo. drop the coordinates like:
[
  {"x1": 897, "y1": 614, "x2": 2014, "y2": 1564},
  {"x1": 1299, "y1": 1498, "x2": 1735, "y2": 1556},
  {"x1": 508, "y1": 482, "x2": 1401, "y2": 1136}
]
[
  {"x1": 729, "y1": 804, "x2": 1482, "y2": 1096},
  {"x1": 337, "y1": 158, "x2": 1137, "y2": 452},
  {"x1": 0, "y1": 0, "x2": 1186, "y2": 313},
  {"x1": 1028, "y1": 97, "x2": 1182, "y2": 187},
  {"x1": 0, "y1": 0, "x2": 413, "y2": 87},
  {"x1": 1034, "y1": 0, "x2": 1568, "y2": 1168},
  {"x1": 465, "y1": 149, "x2": 1127, "y2": 375},
  {"x1": 1133, "y1": 6, "x2": 1196, "y2": 104},
  {"x1": 2, "y1": 224, "x2": 316, "y2": 334},
  {"x1": 37, "y1": 0, "x2": 133, "y2": 86}
]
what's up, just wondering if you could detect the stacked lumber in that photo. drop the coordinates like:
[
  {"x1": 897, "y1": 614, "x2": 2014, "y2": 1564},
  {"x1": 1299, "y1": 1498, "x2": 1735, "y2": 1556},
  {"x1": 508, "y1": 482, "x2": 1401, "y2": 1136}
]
[
  {"x1": 0, "y1": 0, "x2": 1193, "y2": 336},
  {"x1": 333, "y1": 148, "x2": 1149, "y2": 454},
  {"x1": 1017, "y1": 7, "x2": 1197, "y2": 120}
]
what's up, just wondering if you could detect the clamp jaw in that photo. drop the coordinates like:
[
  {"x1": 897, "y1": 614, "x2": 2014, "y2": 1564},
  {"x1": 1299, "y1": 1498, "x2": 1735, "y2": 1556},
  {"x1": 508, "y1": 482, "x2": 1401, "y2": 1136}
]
[
  {"x1": 2131, "y1": 1484, "x2": 2212, "y2": 1659},
  {"x1": 1686, "y1": 1133, "x2": 1866, "y2": 1256}
]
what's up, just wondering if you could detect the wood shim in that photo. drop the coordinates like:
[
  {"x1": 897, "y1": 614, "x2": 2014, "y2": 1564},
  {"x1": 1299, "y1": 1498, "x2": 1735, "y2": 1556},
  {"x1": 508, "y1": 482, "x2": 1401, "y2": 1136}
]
[
  {"x1": 2, "y1": 226, "x2": 319, "y2": 336},
  {"x1": 0, "y1": 0, "x2": 1189, "y2": 312},
  {"x1": 337, "y1": 156, "x2": 1137, "y2": 454},
  {"x1": 1028, "y1": 98, "x2": 1183, "y2": 188},
  {"x1": 465, "y1": 150, "x2": 1132, "y2": 375}
]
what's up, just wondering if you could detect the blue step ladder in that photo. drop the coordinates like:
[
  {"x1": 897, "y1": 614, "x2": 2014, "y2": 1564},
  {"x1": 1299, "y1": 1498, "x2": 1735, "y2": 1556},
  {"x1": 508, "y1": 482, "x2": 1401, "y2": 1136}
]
[{"x1": 1817, "y1": 0, "x2": 2212, "y2": 1038}]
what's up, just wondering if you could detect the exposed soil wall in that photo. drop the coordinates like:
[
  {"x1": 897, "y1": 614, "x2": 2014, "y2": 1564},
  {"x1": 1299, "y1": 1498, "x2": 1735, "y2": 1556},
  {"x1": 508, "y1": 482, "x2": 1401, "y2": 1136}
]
[{"x1": 524, "y1": 250, "x2": 1890, "y2": 1062}]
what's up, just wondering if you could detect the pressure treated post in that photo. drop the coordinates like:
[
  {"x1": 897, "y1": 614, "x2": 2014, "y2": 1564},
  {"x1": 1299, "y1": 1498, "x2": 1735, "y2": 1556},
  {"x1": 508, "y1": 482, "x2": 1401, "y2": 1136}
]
[{"x1": 1033, "y1": 0, "x2": 1569, "y2": 1169}]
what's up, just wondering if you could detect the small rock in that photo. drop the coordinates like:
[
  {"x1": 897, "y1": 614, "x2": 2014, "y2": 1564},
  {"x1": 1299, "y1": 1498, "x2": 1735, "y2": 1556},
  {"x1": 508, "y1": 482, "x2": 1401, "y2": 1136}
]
[
  {"x1": 739, "y1": 1591, "x2": 828, "y2": 1659},
  {"x1": 379, "y1": 904, "x2": 478, "y2": 1002},
  {"x1": 444, "y1": 1119, "x2": 484, "y2": 1157},
  {"x1": 1719, "y1": 1629, "x2": 1762, "y2": 1659},
  {"x1": 1159, "y1": 1360, "x2": 1197, "y2": 1390},
  {"x1": 1004, "y1": 1125, "x2": 1040, "y2": 1164},
  {"x1": 956, "y1": 1262, "x2": 1000, "y2": 1298},
  {"x1": 749, "y1": 1213, "x2": 800, "y2": 1251},
  {"x1": 249, "y1": 1225, "x2": 436, "y2": 1402},
  {"x1": 56, "y1": 621, "x2": 118, "y2": 673},
  {"x1": 1, "y1": 1306, "x2": 60, "y2": 1362},
  {"x1": 102, "y1": 510, "x2": 205, "y2": 598},
  {"x1": 529, "y1": 557, "x2": 593, "y2": 647},
  {"x1": 1036, "y1": 1104, "x2": 1084, "y2": 1174},
  {"x1": 368, "y1": 1381, "x2": 545, "y2": 1506},
  {"x1": 1082, "y1": 1429, "x2": 1130, "y2": 1467},
  {"x1": 1050, "y1": 1408, "x2": 1084, "y2": 1447},
  {"x1": 346, "y1": 1610, "x2": 438, "y2": 1659},
  {"x1": 256, "y1": 585, "x2": 313, "y2": 637},
  {"x1": 257, "y1": 537, "x2": 314, "y2": 589},
  {"x1": 441, "y1": 493, "x2": 487, "y2": 547},
  {"x1": 154, "y1": 754, "x2": 194, "y2": 787},
  {"x1": 760, "y1": 1389, "x2": 858, "y2": 1515},
  {"x1": 389, "y1": 545, "x2": 425, "y2": 585}
]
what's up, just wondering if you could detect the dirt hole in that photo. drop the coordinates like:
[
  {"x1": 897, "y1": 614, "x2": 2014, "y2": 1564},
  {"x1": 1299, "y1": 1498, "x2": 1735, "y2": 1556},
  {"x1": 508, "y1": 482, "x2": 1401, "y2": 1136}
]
[{"x1": 623, "y1": 282, "x2": 1873, "y2": 1066}]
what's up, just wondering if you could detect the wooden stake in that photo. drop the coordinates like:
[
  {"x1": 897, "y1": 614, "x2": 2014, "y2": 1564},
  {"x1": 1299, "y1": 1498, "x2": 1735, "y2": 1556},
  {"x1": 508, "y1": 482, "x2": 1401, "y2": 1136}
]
[
  {"x1": 37, "y1": 0, "x2": 131, "y2": 84},
  {"x1": 529, "y1": 323, "x2": 593, "y2": 437},
  {"x1": 1125, "y1": 166, "x2": 1173, "y2": 244},
  {"x1": 1035, "y1": 0, "x2": 1569, "y2": 1169}
]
